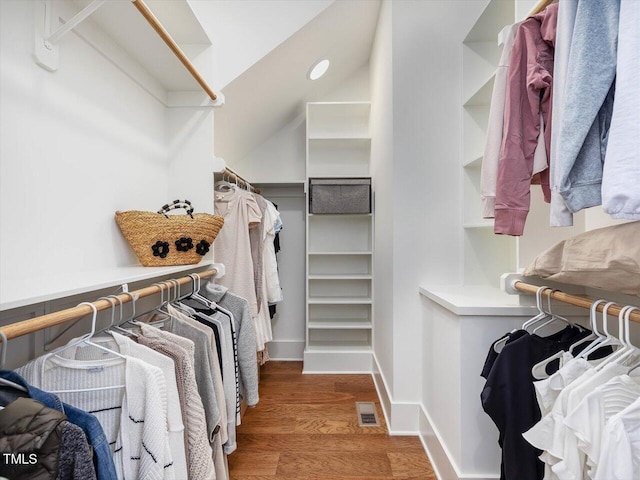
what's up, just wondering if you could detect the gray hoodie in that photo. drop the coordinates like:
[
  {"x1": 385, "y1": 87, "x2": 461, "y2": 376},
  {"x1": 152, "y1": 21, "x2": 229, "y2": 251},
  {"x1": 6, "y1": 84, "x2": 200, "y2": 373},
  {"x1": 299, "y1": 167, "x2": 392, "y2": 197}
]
[{"x1": 555, "y1": 0, "x2": 619, "y2": 213}]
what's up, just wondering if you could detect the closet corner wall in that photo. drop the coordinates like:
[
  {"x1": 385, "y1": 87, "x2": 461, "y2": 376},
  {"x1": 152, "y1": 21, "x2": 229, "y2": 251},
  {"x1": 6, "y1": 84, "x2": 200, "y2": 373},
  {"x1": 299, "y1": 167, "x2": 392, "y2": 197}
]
[{"x1": 303, "y1": 102, "x2": 374, "y2": 374}]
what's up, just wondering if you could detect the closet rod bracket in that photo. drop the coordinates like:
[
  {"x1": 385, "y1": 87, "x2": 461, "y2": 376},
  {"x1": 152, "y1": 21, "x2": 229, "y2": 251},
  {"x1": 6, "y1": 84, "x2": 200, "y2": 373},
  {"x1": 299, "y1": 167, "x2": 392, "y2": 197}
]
[
  {"x1": 34, "y1": 0, "x2": 107, "y2": 72},
  {"x1": 501, "y1": 272, "x2": 525, "y2": 295},
  {"x1": 211, "y1": 263, "x2": 226, "y2": 279}
]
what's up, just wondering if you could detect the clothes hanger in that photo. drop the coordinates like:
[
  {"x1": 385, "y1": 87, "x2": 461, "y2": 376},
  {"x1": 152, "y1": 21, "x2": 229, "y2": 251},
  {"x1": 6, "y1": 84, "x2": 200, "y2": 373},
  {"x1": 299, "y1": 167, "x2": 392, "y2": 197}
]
[
  {"x1": 215, "y1": 171, "x2": 235, "y2": 193},
  {"x1": 530, "y1": 291, "x2": 577, "y2": 379},
  {"x1": 116, "y1": 292, "x2": 145, "y2": 331},
  {"x1": 493, "y1": 285, "x2": 551, "y2": 353},
  {"x1": 576, "y1": 301, "x2": 620, "y2": 360},
  {"x1": 523, "y1": 286, "x2": 554, "y2": 332},
  {"x1": 568, "y1": 299, "x2": 607, "y2": 356},
  {"x1": 531, "y1": 289, "x2": 573, "y2": 336},
  {"x1": 187, "y1": 273, "x2": 215, "y2": 308},
  {"x1": 105, "y1": 294, "x2": 139, "y2": 338},
  {"x1": 592, "y1": 304, "x2": 628, "y2": 371},
  {"x1": 598, "y1": 306, "x2": 640, "y2": 369},
  {"x1": 43, "y1": 302, "x2": 127, "y2": 394},
  {"x1": 617, "y1": 306, "x2": 640, "y2": 368}
]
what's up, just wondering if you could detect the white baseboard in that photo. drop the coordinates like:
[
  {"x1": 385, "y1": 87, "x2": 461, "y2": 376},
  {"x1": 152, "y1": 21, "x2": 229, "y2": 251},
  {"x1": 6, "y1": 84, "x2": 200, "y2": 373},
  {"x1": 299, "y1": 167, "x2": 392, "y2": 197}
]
[
  {"x1": 371, "y1": 354, "x2": 499, "y2": 480},
  {"x1": 267, "y1": 340, "x2": 304, "y2": 360},
  {"x1": 371, "y1": 354, "x2": 419, "y2": 434},
  {"x1": 418, "y1": 406, "x2": 499, "y2": 480}
]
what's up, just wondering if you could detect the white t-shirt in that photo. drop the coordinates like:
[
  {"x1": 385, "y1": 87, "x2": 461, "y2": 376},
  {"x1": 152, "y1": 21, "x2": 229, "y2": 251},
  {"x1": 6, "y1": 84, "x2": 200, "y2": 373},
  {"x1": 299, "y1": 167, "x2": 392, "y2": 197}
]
[
  {"x1": 534, "y1": 355, "x2": 592, "y2": 416},
  {"x1": 595, "y1": 397, "x2": 640, "y2": 480},
  {"x1": 563, "y1": 375, "x2": 640, "y2": 479},
  {"x1": 551, "y1": 363, "x2": 630, "y2": 480}
]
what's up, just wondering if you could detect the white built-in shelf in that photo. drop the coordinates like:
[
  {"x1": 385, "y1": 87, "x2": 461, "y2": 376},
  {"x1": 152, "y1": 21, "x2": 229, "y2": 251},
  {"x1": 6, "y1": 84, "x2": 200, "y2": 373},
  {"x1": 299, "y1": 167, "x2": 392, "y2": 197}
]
[
  {"x1": 308, "y1": 297, "x2": 373, "y2": 305},
  {"x1": 463, "y1": 73, "x2": 495, "y2": 107},
  {"x1": 308, "y1": 320, "x2": 372, "y2": 330},
  {"x1": 463, "y1": 0, "x2": 515, "y2": 43},
  {"x1": 308, "y1": 136, "x2": 371, "y2": 141},
  {"x1": 306, "y1": 343, "x2": 372, "y2": 352},
  {"x1": 308, "y1": 274, "x2": 372, "y2": 280},
  {"x1": 0, "y1": 261, "x2": 216, "y2": 312},
  {"x1": 419, "y1": 285, "x2": 538, "y2": 316},
  {"x1": 308, "y1": 251, "x2": 373, "y2": 255},
  {"x1": 308, "y1": 213, "x2": 373, "y2": 217},
  {"x1": 463, "y1": 221, "x2": 494, "y2": 229},
  {"x1": 463, "y1": 153, "x2": 483, "y2": 169}
]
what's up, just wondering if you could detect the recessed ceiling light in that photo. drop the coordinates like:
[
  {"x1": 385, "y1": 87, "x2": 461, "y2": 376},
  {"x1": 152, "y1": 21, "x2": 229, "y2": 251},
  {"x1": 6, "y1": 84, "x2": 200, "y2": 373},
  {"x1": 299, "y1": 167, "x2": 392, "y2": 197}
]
[{"x1": 308, "y1": 59, "x2": 330, "y2": 80}]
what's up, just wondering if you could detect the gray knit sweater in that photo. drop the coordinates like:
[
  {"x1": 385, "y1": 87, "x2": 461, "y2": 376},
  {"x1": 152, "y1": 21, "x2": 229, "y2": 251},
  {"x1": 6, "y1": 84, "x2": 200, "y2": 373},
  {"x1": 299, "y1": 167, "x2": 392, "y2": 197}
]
[{"x1": 203, "y1": 283, "x2": 259, "y2": 406}]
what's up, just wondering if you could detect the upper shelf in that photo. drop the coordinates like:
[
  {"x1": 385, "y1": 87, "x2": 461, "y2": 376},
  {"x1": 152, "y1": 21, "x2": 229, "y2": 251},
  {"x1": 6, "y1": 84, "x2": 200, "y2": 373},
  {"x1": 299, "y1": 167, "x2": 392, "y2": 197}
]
[
  {"x1": 0, "y1": 261, "x2": 216, "y2": 312},
  {"x1": 35, "y1": 0, "x2": 219, "y2": 107},
  {"x1": 463, "y1": 73, "x2": 495, "y2": 107},
  {"x1": 464, "y1": 0, "x2": 515, "y2": 44}
]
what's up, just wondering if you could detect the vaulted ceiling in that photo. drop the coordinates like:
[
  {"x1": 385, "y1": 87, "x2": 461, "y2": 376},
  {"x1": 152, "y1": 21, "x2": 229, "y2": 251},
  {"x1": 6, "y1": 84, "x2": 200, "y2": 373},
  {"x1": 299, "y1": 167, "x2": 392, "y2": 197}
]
[{"x1": 213, "y1": 0, "x2": 381, "y2": 164}]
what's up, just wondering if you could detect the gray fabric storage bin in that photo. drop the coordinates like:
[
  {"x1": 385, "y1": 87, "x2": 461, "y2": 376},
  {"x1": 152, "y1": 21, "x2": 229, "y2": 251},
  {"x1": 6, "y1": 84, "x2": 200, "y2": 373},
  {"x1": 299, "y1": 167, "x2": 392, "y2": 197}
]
[{"x1": 309, "y1": 178, "x2": 372, "y2": 214}]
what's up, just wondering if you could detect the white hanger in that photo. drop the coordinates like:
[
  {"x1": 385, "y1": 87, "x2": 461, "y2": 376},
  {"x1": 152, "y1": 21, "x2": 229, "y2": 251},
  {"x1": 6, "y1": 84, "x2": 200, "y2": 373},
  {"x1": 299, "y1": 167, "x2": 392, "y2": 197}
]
[
  {"x1": 569, "y1": 299, "x2": 606, "y2": 356},
  {"x1": 493, "y1": 286, "x2": 551, "y2": 353},
  {"x1": 43, "y1": 302, "x2": 127, "y2": 394},
  {"x1": 523, "y1": 286, "x2": 554, "y2": 332},
  {"x1": 187, "y1": 273, "x2": 214, "y2": 307},
  {"x1": 593, "y1": 304, "x2": 628, "y2": 371},
  {"x1": 215, "y1": 171, "x2": 235, "y2": 193},
  {"x1": 576, "y1": 301, "x2": 618, "y2": 360},
  {"x1": 597, "y1": 306, "x2": 639, "y2": 370},
  {"x1": 532, "y1": 289, "x2": 572, "y2": 336},
  {"x1": 105, "y1": 294, "x2": 138, "y2": 338}
]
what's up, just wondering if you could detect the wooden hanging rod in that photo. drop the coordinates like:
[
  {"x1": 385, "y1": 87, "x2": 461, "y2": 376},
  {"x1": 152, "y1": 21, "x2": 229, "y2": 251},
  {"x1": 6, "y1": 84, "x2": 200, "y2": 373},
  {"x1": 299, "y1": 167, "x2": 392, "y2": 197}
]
[
  {"x1": 131, "y1": 0, "x2": 217, "y2": 102},
  {"x1": 222, "y1": 167, "x2": 261, "y2": 194},
  {"x1": 0, "y1": 268, "x2": 218, "y2": 342},
  {"x1": 528, "y1": 0, "x2": 554, "y2": 16},
  {"x1": 513, "y1": 281, "x2": 640, "y2": 324}
]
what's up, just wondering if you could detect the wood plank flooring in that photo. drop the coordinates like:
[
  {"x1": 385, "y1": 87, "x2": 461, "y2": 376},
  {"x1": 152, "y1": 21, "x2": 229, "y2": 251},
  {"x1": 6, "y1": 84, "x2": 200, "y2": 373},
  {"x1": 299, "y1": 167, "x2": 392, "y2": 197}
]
[{"x1": 228, "y1": 361, "x2": 436, "y2": 479}]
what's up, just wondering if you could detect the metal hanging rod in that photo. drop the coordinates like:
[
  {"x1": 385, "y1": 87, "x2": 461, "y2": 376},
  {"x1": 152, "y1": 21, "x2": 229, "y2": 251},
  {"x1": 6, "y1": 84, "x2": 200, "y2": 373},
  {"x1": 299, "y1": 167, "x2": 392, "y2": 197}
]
[
  {"x1": 513, "y1": 281, "x2": 640, "y2": 324},
  {"x1": 0, "y1": 268, "x2": 219, "y2": 342},
  {"x1": 222, "y1": 167, "x2": 261, "y2": 194}
]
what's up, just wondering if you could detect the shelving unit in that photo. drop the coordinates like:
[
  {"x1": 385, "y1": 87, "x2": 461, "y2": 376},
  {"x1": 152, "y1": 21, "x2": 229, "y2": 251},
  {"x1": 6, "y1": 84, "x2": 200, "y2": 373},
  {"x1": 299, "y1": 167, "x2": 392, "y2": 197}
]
[
  {"x1": 460, "y1": 0, "x2": 581, "y2": 289},
  {"x1": 304, "y1": 102, "x2": 373, "y2": 373},
  {"x1": 461, "y1": 0, "x2": 516, "y2": 287}
]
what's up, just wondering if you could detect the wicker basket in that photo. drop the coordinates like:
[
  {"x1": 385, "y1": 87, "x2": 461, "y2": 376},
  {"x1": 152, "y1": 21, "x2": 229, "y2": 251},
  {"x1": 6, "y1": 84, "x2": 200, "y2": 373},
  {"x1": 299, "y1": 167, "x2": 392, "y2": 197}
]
[{"x1": 115, "y1": 200, "x2": 224, "y2": 266}]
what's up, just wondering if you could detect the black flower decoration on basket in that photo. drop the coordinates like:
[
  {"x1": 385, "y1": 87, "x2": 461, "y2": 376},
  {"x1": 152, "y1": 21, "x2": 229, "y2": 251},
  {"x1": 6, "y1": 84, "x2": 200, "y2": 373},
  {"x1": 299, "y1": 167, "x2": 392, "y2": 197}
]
[
  {"x1": 175, "y1": 237, "x2": 194, "y2": 252},
  {"x1": 151, "y1": 241, "x2": 170, "y2": 258},
  {"x1": 196, "y1": 239, "x2": 210, "y2": 256}
]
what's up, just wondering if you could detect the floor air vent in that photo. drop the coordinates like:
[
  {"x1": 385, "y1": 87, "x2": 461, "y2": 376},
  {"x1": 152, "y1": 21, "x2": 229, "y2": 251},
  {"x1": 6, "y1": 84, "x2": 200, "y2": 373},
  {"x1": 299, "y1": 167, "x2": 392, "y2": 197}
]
[{"x1": 356, "y1": 402, "x2": 380, "y2": 427}]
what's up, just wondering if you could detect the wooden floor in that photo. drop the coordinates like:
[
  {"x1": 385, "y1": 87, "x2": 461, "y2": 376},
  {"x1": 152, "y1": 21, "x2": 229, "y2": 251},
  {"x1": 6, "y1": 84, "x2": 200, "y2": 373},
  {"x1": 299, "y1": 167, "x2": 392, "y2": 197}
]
[{"x1": 228, "y1": 361, "x2": 436, "y2": 479}]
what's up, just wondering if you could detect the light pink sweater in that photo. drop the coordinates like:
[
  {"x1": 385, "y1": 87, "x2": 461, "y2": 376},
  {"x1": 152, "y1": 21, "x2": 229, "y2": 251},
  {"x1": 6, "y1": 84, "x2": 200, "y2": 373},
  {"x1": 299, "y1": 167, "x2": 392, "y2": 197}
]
[{"x1": 494, "y1": 4, "x2": 558, "y2": 236}]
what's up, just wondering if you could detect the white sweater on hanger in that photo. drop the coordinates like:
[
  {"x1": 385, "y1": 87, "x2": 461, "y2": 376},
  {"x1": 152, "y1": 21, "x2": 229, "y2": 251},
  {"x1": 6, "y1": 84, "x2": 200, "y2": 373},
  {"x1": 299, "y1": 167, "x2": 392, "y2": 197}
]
[{"x1": 17, "y1": 348, "x2": 173, "y2": 480}]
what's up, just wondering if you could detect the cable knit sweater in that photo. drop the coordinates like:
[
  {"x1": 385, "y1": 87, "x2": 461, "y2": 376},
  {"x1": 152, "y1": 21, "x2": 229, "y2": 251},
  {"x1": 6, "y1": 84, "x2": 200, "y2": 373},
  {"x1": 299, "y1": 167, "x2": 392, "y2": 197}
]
[
  {"x1": 138, "y1": 324, "x2": 216, "y2": 480},
  {"x1": 17, "y1": 349, "x2": 172, "y2": 480}
]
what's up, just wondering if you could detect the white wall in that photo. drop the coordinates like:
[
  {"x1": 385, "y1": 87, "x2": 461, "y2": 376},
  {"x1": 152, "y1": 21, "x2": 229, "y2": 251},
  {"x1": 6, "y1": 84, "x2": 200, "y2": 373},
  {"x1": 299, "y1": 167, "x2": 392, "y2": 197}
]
[
  {"x1": 369, "y1": 0, "x2": 395, "y2": 399},
  {"x1": 0, "y1": 0, "x2": 215, "y2": 296},
  {"x1": 261, "y1": 186, "x2": 306, "y2": 360},
  {"x1": 189, "y1": 0, "x2": 334, "y2": 89},
  {"x1": 232, "y1": 64, "x2": 371, "y2": 183},
  {"x1": 390, "y1": 0, "x2": 479, "y2": 404}
]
